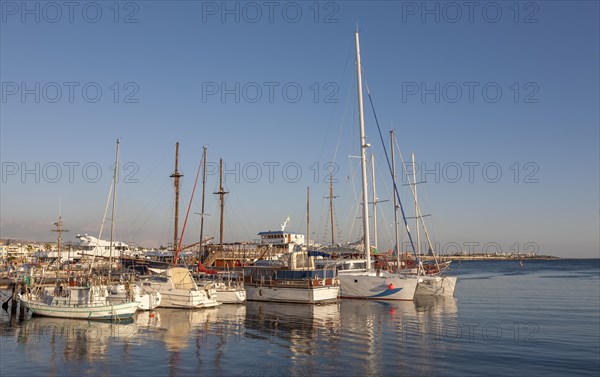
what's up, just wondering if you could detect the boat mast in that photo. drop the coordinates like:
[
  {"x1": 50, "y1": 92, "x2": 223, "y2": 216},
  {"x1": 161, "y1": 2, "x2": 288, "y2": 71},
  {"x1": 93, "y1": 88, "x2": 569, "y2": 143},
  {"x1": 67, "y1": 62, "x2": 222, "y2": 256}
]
[
  {"x1": 214, "y1": 158, "x2": 228, "y2": 249},
  {"x1": 51, "y1": 214, "x2": 69, "y2": 263},
  {"x1": 170, "y1": 142, "x2": 183, "y2": 252},
  {"x1": 327, "y1": 174, "x2": 337, "y2": 245},
  {"x1": 306, "y1": 186, "x2": 310, "y2": 248},
  {"x1": 109, "y1": 138, "x2": 120, "y2": 276},
  {"x1": 355, "y1": 30, "x2": 371, "y2": 268},
  {"x1": 370, "y1": 154, "x2": 378, "y2": 250},
  {"x1": 198, "y1": 146, "x2": 207, "y2": 259},
  {"x1": 390, "y1": 130, "x2": 401, "y2": 269},
  {"x1": 412, "y1": 152, "x2": 421, "y2": 256}
]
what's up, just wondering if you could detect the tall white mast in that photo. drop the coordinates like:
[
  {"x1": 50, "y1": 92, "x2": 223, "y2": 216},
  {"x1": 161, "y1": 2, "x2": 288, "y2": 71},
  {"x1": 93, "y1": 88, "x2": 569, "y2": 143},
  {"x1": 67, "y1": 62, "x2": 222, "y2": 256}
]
[
  {"x1": 355, "y1": 30, "x2": 371, "y2": 269},
  {"x1": 109, "y1": 138, "x2": 120, "y2": 277},
  {"x1": 412, "y1": 152, "x2": 420, "y2": 256},
  {"x1": 306, "y1": 186, "x2": 310, "y2": 248},
  {"x1": 390, "y1": 130, "x2": 401, "y2": 269},
  {"x1": 371, "y1": 154, "x2": 378, "y2": 250}
]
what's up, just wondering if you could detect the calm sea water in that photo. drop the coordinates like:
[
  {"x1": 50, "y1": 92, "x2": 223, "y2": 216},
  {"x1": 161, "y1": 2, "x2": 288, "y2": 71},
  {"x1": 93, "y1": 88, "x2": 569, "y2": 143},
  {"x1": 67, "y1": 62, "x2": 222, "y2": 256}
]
[{"x1": 1, "y1": 260, "x2": 599, "y2": 376}]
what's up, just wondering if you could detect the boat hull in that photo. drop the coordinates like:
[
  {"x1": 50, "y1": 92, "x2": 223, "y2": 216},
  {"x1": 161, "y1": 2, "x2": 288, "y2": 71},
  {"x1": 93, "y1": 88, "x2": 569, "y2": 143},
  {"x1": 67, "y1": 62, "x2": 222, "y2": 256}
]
[
  {"x1": 338, "y1": 271, "x2": 418, "y2": 300},
  {"x1": 245, "y1": 284, "x2": 339, "y2": 304},
  {"x1": 155, "y1": 289, "x2": 220, "y2": 309},
  {"x1": 107, "y1": 284, "x2": 162, "y2": 310},
  {"x1": 415, "y1": 276, "x2": 457, "y2": 298},
  {"x1": 215, "y1": 288, "x2": 246, "y2": 304},
  {"x1": 19, "y1": 295, "x2": 139, "y2": 320}
]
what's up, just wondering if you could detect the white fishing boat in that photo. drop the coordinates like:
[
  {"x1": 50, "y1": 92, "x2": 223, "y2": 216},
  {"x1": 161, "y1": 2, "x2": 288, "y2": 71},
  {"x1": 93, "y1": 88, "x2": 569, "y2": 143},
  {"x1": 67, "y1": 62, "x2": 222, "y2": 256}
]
[
  {"x1": 107, "y1": 282, "x2": 162, "y2": 310},
  {"x1": 140, "y1": 267, "x2": 220, "y2": 309},
  {"x1": 19, "y1": 284, "x2": 139, "y2": 320},
  {"x1": 244, "y1": 251, "x2": 339, "y2": 304}
]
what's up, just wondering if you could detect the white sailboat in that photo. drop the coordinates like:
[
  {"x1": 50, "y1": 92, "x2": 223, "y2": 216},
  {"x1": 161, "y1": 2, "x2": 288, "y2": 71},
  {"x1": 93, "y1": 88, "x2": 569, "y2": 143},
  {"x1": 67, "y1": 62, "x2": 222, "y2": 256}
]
[
  {"x1": 337, "y1": 31, "x2": 419, "y2": 301},
  {"x1": 401, "y1": 152, "x2": 457, "y2": 297}
]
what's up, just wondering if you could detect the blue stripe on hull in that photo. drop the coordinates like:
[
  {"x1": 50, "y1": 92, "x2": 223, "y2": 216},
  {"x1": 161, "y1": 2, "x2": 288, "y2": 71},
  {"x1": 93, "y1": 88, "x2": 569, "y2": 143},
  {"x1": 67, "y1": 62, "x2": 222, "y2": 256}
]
[{"x1": 369, "y1": 288, "x2": 403, "y2": 298}]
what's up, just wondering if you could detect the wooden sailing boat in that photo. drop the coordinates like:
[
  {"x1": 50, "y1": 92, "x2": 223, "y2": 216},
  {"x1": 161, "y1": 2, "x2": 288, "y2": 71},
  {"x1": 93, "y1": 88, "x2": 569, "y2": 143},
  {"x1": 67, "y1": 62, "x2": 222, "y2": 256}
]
[{"x1": 141, "y1": 142, "x2": 220, "y2": 309}]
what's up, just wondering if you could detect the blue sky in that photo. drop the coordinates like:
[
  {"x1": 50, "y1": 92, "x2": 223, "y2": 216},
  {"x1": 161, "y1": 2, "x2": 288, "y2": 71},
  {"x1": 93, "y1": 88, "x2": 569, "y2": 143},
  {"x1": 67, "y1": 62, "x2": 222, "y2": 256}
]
[{"x1": 1, "y1": 1, "x2": 598, "y2": 257}]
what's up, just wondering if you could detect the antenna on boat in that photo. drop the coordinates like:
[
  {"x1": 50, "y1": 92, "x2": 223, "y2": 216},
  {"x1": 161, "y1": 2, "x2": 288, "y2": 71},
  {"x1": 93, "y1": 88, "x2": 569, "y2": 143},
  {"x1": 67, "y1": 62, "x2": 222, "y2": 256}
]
[
  {"x1": 170, "y1": 142, "x2": 184, "y2": 253},
  {"x1": 281, "y1": 216, "x2": 290, "y2": 232}
]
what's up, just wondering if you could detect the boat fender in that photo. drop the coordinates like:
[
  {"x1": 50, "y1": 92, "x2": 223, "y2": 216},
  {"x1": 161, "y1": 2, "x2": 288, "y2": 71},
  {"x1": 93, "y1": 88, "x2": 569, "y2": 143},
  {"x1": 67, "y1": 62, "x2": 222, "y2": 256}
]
[{"x1": 259, "y1": 289, "x2": 263, "y2": 296}]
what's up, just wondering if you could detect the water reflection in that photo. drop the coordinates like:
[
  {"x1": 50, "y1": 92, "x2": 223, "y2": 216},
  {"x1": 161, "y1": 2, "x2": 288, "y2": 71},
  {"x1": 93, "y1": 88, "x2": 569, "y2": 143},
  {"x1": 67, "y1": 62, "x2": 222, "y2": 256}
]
[
  {"x1": 6, "y1": 315, "x2": 137, "y2": 376},
  {"x1": 338, "y1": 298, "x2": 460, "y2": 376},
  {"x1": 1, "y1": 297, "x2": 458, "y2": 377},
  {"x1": 244, "y1": 301, "x2": 341, "y2": 350},
  {"x1": 135, "y1": 308, "x2": 219, "y2": 352}
]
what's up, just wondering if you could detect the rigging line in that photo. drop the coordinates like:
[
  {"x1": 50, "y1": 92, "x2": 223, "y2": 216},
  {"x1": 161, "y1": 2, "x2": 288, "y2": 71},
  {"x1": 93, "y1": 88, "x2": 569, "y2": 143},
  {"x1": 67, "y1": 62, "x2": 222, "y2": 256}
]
[
  {"x1": 174, "y1": 152, "x2": 204, "y2": 266},
  {"x1": 318, "y1": 39, "x2": 355, "y2": 166},
  {"x1": 346, "y1": 156, "x2": 360, "y2": 242},
  {"x1": 332, "y1": 67, "x2": 357, "y2": 164},
  {"x1": 394, "y1": 138, "x2": 437, "y2": 259},
  {"x1": 362, "y1": 74, "x2": 420, "y2": 265}
]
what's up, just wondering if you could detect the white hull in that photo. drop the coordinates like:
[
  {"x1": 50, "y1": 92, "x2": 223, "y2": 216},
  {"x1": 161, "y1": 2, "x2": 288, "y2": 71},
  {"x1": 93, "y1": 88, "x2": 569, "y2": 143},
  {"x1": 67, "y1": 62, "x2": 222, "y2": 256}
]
[
  {"x1": 107, "y1": 284, "x2": 162, "y2": 310},
  {"x1": 415, "y1": 276, "x2": 457, "y2": 298},
  {"x1": 245, "y1": 285, "x2": 339, "y2": 304},
  {"x1": 338, "y1": 271, "x2": 419, "y2": 300},
  {"x1": 146, "y1": 285, "x2": 220, "y2": 309},
  {"x1": 19, "y1": 294, "x2": 139, "y2": 320},
  {"x1": 215, "y1": 287, "x2": 246, "y2": 304}
]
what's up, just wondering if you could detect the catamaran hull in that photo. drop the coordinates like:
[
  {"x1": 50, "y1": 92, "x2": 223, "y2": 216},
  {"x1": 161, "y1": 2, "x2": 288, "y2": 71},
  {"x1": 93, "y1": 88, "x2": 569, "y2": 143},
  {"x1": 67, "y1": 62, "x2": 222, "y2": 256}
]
[
  {"x1": 338, "y1": 272, "x2": 418, "y2": 300},
  {"x1": 415, "y1": 276, "x2": 457, "y2": 298},
  {"x1": 19, "y1": 297, "x2": 139, "y2": 320},
  {"x1": 245, "y1": 285, "x2": 339, "y2": 304}
]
